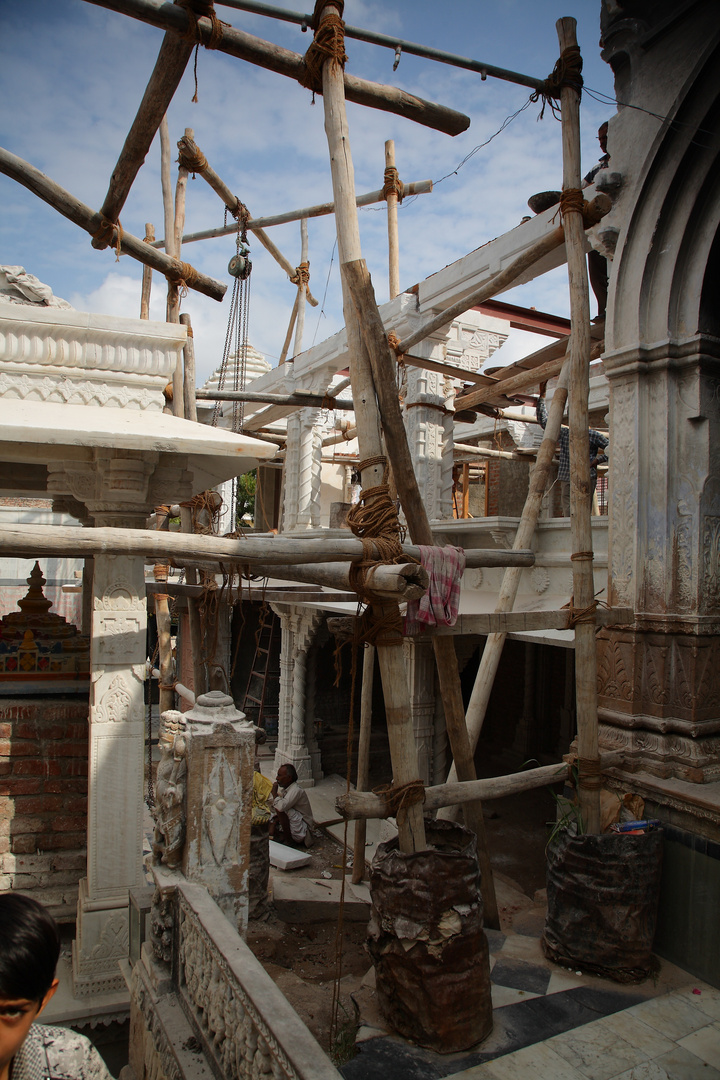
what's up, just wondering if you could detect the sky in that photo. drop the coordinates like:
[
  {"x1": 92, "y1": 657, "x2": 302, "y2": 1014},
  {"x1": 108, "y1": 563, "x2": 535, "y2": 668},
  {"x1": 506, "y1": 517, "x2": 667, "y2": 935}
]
[{"x1": 0, "y1": 1, "x2": 616, "y2": 384}]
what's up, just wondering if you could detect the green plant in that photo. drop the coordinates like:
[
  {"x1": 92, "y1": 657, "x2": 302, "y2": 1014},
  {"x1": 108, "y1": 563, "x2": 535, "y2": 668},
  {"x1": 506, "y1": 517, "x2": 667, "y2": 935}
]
[
  {"x1": 235, "y1": 470, "x2": 257, "y2": 525},
  {"x1": 330, "y1": 999, "x2": 359, "y2": 1066}
]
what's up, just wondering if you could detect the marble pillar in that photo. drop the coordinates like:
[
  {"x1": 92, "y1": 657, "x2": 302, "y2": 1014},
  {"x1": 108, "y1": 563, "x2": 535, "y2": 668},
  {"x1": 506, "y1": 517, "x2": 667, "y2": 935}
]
[
  {"x1": 600, "y1": 340, "x2": 720, "y2": 781},
  {"x1": 272, "y1": 605, "x2": 323, "y2": 784},
  {"x1": 283, "y1": 408, "x2": 322, "y2": 531},
  {"x1": 72, "y1": 553, "x2": 147, "y2": 995}
]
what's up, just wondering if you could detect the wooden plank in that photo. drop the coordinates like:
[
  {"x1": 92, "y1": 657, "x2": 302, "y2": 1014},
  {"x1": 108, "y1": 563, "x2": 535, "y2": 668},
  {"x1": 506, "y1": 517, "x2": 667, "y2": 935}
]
[
  {"x1": 195, "y1": 389, "x2": 354, "y2": 409},
  {"x1": 0, "y1": 146, "x2": 226, "y2": 302},
  {"x1": 403, "y1": 352, "x2": 501, "y2": 386},
  {"x1": 93, "y1": 31, "x2": 195, "y2": 244},
  {"x1": 418, "y1": 607, "x2": 634, "y2": 636},
  {"x1": 85, "y1": 0, "x2": 471, "y2": 136},
  {"x1": 140, "y1": 222, "x2": 154, "y2": 318}
]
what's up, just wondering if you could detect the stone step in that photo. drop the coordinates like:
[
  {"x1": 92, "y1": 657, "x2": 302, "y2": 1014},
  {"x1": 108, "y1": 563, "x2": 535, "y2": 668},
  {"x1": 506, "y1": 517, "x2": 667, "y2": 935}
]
[
  {"x1": 272, "y1": 875, "x2": 371, "y2": 923},
  {"x1": 269, "y1": 839, "x2": 312, "y2": 870}
]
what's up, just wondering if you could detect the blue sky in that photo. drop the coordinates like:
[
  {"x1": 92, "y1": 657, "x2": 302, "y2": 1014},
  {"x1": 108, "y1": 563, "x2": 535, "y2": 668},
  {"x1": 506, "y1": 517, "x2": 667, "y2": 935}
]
[{"x1": 0, "y1": 1, "x2": 615, "y2": 382}]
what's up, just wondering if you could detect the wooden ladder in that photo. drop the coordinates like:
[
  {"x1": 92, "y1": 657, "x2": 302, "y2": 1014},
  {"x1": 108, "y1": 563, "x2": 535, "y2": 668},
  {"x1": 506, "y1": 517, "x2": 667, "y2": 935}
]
[{"x1": 242, "y1": 612, "x2": 280, "y2": 738}]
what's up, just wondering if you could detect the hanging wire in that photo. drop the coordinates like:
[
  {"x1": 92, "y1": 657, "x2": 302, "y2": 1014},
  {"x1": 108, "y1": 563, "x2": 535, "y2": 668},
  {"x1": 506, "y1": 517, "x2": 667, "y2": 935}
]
[
  {"x1": 213, "y1": 212, "x2": 252, "y2": 433},
  {"x1": 311, "y1": 237, "x2": 337, "y2": 346}
]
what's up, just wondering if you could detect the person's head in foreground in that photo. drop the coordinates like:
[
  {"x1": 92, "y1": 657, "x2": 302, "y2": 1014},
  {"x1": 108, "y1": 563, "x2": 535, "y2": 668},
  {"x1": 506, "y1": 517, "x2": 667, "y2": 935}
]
[{"x1": 0, "y1": 894, "x2": 60, "y2": 1080}]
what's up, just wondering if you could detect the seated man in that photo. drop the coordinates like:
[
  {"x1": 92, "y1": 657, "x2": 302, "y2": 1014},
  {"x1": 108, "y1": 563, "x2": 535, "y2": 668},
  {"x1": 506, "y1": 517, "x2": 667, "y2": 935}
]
[
  {"x1": 0, "y1": 894, "x2": 114, "y2": 1080},
  {"x1": 269, "y1": 763, "x2": 316, "y2": 848}
]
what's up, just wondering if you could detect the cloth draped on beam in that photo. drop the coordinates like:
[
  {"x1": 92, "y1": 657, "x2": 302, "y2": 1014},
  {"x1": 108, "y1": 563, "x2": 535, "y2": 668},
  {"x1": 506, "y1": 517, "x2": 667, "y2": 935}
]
[{"x1": 403, "y1": 545, "x2": 466, "y2": 636}]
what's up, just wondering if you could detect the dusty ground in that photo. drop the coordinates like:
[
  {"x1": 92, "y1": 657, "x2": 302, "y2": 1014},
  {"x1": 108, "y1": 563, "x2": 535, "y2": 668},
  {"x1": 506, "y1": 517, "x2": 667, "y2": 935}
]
[{"x1": 246, "y1": 829, "x2": 371, "y2": 1058}]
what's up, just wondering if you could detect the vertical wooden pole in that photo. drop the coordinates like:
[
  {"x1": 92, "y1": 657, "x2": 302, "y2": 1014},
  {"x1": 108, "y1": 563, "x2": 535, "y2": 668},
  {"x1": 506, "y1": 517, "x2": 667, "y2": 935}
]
[
  {"x1": 385, "y1": 140, "x2": 400, "y2": 299},
  {"x1": 294, "y1": 218, "x2": 309, "y2": 356},
  {"x1": 180, "y1": 505, "x2": 206, "y2": 697},
  {"x1": 557, "y1": 16, "x2": 601, "y2": 834},
  {"x1": 279, "y1": 291, "x2": 300, "y2": 364},
  {"x1": 160, "y1": 116, "x2": 183, "y2": 417},
  {"x1": 343, "y1": 260, "x2": 500, "y2": 926},
  {"x1": 179, "y1": 312, "x2": 197, "y2": 422},
  {"x1": 352, "y1": 644, "x2": 375, "y2": 884},
  {"x1": 462, "y1": 462, "x2": 470, "y2": 519},
  {"x1": 153, "y1": 506, "x2": 174, "y2": 715},
  {"x1": 140, "y1": 223, "x2": 155, "y2": 319},
  {"x1": 319, "y1": 0, "x2": 425, "y2": 852}
]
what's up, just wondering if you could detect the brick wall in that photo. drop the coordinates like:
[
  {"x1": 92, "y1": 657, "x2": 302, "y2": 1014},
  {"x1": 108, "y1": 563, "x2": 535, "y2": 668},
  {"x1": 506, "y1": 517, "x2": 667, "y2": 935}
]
[{"x1": 0, "y1": 698, "x2": 88, "y2": 921}]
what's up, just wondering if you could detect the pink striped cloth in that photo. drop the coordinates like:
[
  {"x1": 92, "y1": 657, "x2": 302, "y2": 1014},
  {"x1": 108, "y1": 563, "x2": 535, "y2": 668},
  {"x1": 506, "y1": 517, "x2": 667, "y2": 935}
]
[{"x1": 404, "y1": 545, "x2": 466, "y2": 636}]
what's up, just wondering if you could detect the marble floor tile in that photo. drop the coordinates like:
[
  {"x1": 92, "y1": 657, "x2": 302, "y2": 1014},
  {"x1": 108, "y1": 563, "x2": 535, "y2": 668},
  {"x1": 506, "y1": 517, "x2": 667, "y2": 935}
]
[
  {"x1": 611, "y1": 1061, "x2": 682, "y2": 1080},
  {"x1": 627, "y1": 994, "x2": 714, "y2": 1042},
  {"x1": 673, "y1": 983, "x2": 720, "y2": 1023},
  {"x1": 498, "y1": 934, "x2": 547, "y2": 964},
  {"x1": 490, "y1": 983, "x2": 540, "y2": 1010},
  {"x1": 490, "y1": 957, "x2": 552, "y2": 995},
  {"x1": 549, "y1": 1019, "x2": 649, "y2": 1080},
  {"x1": 546, "y1": 969, "x2": 586, "y2": 996},
  {"x1": 485, "y1": 928, "x2": 508, "y2": 955},
  {"x1": 480, "y1": 1041, "x2": 587, "y2": 1080},
  {"x1": 651, "y1": 1045, "x2": 720, "y2": 1080},
  {"x1": 443, "y1": 1065, "x2": 496, "y2": 1080},
  {"x1": 677, "y1": 1021, "x2": 720, "y2": 1068},
  {"x1": 592, "y1": 1011, "x2": 675, "y2": 1059}
]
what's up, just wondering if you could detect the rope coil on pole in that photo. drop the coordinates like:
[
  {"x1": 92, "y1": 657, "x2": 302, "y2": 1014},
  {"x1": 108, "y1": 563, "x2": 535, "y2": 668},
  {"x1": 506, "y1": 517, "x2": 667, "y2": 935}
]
[
  {"x1": 382, "y1": 165, "x2": 404, "y2": 203},
  {"x1": 177, "y1": 143, "x2": 208, "y2": 176},
  {"x1": 300, "y1": 1, "x2": 348, "y2": 95},
  {"x1": 372, "y1": 779, "x2": 426, "y2": 825},
  {"x1": 92, "y1": 217, "x2": 123, "y2": 260},
  {"x1": 530, "y1": 44, "x2": 583, "y2": 119}
]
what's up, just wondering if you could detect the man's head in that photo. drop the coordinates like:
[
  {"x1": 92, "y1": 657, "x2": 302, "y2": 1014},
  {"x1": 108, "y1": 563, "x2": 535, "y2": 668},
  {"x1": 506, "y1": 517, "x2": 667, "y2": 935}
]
[
  {"x1": 0, "y1": 895, "x2": 60, "y2": 1075},
  {"x1": 598, "y1": 121, "x2": 609, "y2": 154},
  {"x1": 276, "y1": 763, "x2": 298, "y2": 789}
]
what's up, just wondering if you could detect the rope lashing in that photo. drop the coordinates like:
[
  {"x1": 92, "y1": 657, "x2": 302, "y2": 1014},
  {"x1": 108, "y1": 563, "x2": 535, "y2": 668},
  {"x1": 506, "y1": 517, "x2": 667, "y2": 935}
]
[
  {"x1": 300, "y1": 3, "x2": 347, "y2": 95},
  {"x1": 92, "y1": 217, "x2": 123, "y2": 260},
  {"x1": 167, "y1": 260, "x2": 200, "y2": 297},
  {"x1": 175, "y1": 0, "x2": 225, "y2": 47},
  {"x1": 563, "y1": 597, "x2": 598, "y2": 628},
  {"x1": 382, "y1": 165, "x2": 404, "y2": 203},
  {"x1": 177, "y1": 143, "x2": 208, "y2": 176},
  {"x1": 530, "y1": 44, "x2": 583, "y2": 120},
  {"x1": 291, "y1": 261, "x2": 310, "y2": 287},
  {"x1": 577, "y1": 756, "x2": 603, "y2": 791},
  {"x1": 372, "y1": 779, "x2": 426, "y2": 824},
  {"x1": 235, "y1": 200, "x2": 250, "y2": 243},
  {"x1": 570, "y1": 550, "x2": 595, "y2": 561}
]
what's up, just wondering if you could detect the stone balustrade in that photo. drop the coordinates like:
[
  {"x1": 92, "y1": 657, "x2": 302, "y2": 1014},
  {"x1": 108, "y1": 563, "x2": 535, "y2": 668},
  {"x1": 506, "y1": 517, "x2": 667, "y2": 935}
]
[{"x1": 130, "y1": 867, "x2": 342, "y2": 1080}]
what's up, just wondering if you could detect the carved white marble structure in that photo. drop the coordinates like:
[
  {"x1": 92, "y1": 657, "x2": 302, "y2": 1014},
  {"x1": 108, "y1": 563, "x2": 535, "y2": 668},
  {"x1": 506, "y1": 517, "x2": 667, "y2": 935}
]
[{"x1": 271, "y1": 604, "x2": 324, "y2": 783}]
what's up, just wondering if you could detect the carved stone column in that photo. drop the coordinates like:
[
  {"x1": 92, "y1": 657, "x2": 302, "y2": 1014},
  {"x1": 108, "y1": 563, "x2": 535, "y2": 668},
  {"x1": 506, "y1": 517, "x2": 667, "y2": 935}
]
[
  {"x1": 402, "y1": 335, "x2": 454, "y2": 522},
  {"x1": 72, "y1": 552, "x2": 146, "y2": 996},
  {"x1": 282, "y1": 409, "x2": 322, "y2": 531},
  {"x1": 271, "y1": 605, "x2": 323, "y2": 784},
  {"x1": 181, "y1": 692, "x2": 255, "y2": 936},
  {"x1": 600, "y1": 341, "x2": 720, "y2": 781}
]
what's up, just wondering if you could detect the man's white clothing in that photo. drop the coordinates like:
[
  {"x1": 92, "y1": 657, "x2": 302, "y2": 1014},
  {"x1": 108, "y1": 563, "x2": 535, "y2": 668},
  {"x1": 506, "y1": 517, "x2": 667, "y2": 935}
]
[{"x1": 272, "y1": 781, "x2": 315, "y2": 846}]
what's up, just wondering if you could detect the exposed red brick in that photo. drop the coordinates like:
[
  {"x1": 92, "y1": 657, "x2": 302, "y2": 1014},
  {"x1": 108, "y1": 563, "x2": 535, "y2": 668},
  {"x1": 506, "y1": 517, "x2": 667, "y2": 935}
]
[
  {"x1": 0, "y1": 724, "x2": 11, "y2": 739},
  {"x1": 52, "y1": 741, "x2": 88, "y2": 759},
  {"x1": 12, "y1": 760, "x2": 62, "y2": 777},
  {"x1": 60, "y1": 760, "x2": 88, "y2": 777},
  {"x1": 0, "y1": 763, "x2": 11, "y2": 776},
  {"x1": 3, "y1": 740, "x2": 40, "y2": 758},
  {"x1": 50, "y1": 815, "x2": 87, "y2": 833},
  {"x1": 45, "y1": 778, "x2": 87, "y2": 794},
  {"x1": 0, "y1": 778, "x2": 41, "y2": 796},
  {"x1": 62, "y1": 797, "x2": 88, "y2": 814},
  {"x1": 10, "y1": 816, "x2": 46, "y2": 835},
  {"x1": 0, "y1": 838, "x2": 9, "y2": 855},
  {"x1": 10, "y1": 835, "x2": 37, "y2": 854},
  {"x1": 37, "y1": 832, "x2": 85, "y2": 850},
  {"x1": 16, "y1": 794, "x2": 65, "y2": 815}
]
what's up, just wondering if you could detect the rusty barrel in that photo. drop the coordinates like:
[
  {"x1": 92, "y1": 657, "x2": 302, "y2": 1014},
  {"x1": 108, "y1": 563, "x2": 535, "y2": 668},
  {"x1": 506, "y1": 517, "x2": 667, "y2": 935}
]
[
  {"x1": 367, "y1": 820, "x2": 493, "y2": 1053},
  {"x1": 543, "y1": 829, "x2": 664, "y2": 982}
]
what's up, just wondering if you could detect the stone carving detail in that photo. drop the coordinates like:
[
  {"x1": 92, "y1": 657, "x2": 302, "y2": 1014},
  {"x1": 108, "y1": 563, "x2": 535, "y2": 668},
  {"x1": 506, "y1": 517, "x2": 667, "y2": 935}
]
[
  {"x1": 152, "y1": 712, "x2": 187, "y2": 870},
  {"x1": 530, "y1": 567, "x2": 549, "y2": 594},
  {"x1": 608, "y1": 379, "x2": 637, "y2": 605},
  {"x1": 202, "y1": 754, "x2": 241, "y2": 866},
  {"x1": 701, "y1": 515, "x2": 720, "y2": 612},
  {"x1": 93, "y1": 673, "x2": 133, "y2": 724},
  {"x1": 176, "y1": 893, "x2": 311, "y2": 1080},
  {"x1": 597, "y1": 637, "x2": 634, "y2": 702},
  {"x1": 77, "y1": 914, "x2": 129, "y2": 969},
  {"x1": 150, "y1": 888, "x2": 175, "y2": 965},
  {"x1": 0, "y1": 371, "x2": 160, "y2": 410}
]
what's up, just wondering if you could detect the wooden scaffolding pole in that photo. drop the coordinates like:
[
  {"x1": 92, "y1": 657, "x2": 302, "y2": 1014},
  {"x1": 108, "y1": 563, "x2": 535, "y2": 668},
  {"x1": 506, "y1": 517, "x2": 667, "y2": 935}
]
[
  {"x1": 294, "y1": 218, "x2": 309, "y2": 354},
  {"x1": 385, "y1": 140, "x2": 401, "y2": 300},
  {"x1": 176, "y1": 133, "x2": 319, "y2": 307},
  {"x1": 319, "y1": 0, "x2": 425, "y2": 853},
  {"x1": 85, "y1": 0, "x2": 470, "y2": 136},
  {"x1": 557, "y1": 16, "x2": 601, "y2": 834},
  {"x1": 0, "y1": 147, "x2": 226, "y2": 301},
  {"x1": 92, "y1": 29, "x2": 194, "y2": 245},
  {"x1": 352, "y1": 644, "x2": 375, "y2": 884},
  {"x1": 438, "y1": 363, "x2": 572, "y2": 812},
  {"x1": 344, "y1": 259, "x2": 500, "y2": 926},
  {"x1": 140, "y1": 223, "x2": 155, "y2": 318}
]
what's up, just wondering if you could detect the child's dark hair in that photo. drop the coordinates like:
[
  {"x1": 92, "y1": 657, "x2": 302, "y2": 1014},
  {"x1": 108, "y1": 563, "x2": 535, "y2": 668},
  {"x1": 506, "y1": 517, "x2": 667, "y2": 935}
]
[{"x1": 0, "y1": 894, "x2": 60, "y2": 1002}]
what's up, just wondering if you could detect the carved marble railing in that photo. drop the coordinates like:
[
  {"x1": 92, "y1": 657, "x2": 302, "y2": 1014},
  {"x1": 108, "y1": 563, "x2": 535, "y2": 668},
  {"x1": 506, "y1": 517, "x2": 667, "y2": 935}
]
[{"x1": 130, "y1": 869, "x2": 341, "y2": 1080}]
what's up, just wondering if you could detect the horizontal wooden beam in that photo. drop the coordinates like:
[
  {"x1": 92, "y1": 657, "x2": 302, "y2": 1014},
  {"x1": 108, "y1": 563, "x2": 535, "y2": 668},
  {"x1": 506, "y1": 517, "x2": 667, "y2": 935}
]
[
  {"x1": 0, "y1": 522, "x2": 534, "y2": 569},
  {"x1": 402, "y1": 352, "x2": 500, "y2": 387},
  {"x1": 196, "y1": 389, "x2": 354, "y2": 409},
  {"x1": 336, "y1": 751, "x2": 626, "y2": 819},
  {"x1": 0, "y1": 146, "x2": 226, "y2": 302},
  {"x1": 157, "y1": 180, "x2": 434, "y2": 247},
  {"x1": 84, "y1": 0, "x2": 471, "y2": 136},
  {"x1": 420, "y1": 606, "x2": 634, "y2": 636},
  {"x1": 147, "y1": 581, "x2": 357, "y2": 603}
]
